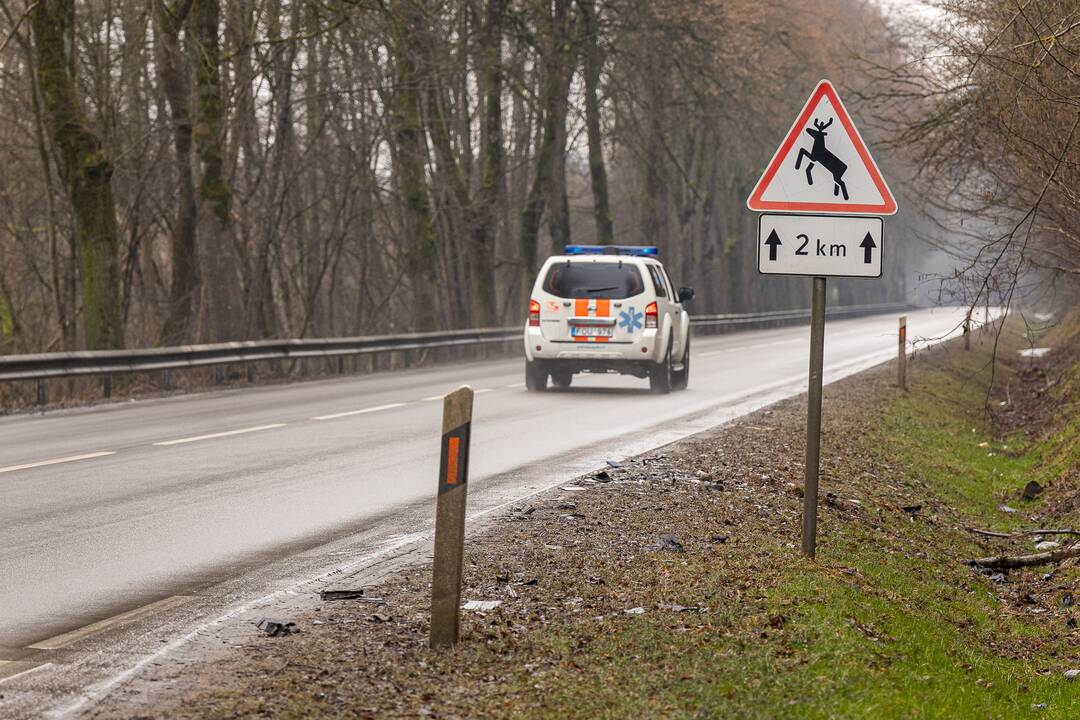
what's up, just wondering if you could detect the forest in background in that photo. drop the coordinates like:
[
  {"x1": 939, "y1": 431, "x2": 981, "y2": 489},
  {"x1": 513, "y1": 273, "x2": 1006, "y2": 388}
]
[{"x1": 0, "y1": 0, "x2": 924, "y2": 352}]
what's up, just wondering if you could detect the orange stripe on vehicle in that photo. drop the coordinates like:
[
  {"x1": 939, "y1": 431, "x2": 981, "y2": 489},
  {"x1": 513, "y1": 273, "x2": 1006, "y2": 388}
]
[
  {"x1": 595, "y1": 336, "x2": 610, "y2": 343},
  {"x1": 595, "y1": 299, "x2": 611, "y2": 316},
  {"x1": 445, "y1": 437, "x2": 460, "y2": 485},
  {"x1": 575, "y1": 299, "x2": 589, "y2": 315}
]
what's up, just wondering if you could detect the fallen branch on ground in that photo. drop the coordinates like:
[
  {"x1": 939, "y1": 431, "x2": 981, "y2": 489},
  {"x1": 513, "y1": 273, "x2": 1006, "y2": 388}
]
[
  {"x1": 965, "y1": 527, "x2": 1080, "y2": 539},
  {"x1": 968, "y1": 543, "x2": 1080, "y2": 569}
]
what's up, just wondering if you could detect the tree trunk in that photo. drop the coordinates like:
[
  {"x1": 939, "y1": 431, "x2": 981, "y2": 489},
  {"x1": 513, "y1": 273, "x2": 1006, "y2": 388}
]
[
  {"x1": 190, "y1": 0, "x2": 237, "y2": 342},
  {"x1": 153, "y1": 0, "x2": 199, "y2": 345},
  {"x1": 546, "y1": 0, "x2": 573, "y2": 251},
  {"x1": 390, "y1": 1, "x2": 439, "y2": 332},
  {"x1": 470, "y1": 0, "x2": 507, "y2": 327},
  {"x1": 577, "y1": 0, "x2": 612, "y2": 245},
  {"x1": 521, "y1": 0, "x2": 574, "y2": 282},
  {"x1": 30, "y1": 0, "x2": 124, "y2": 350}
]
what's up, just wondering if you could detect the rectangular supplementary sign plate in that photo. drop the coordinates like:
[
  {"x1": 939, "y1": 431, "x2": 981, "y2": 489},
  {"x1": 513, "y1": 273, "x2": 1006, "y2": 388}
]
[{"x1": 757, "y1": 213, "x2": 883, "y2": 278}]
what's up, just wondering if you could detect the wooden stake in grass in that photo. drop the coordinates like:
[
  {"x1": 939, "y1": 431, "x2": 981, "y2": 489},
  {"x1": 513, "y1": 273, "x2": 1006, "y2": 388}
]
[
  {"x1": 898, "y1": 315, "x2": 907, "y2": 391},
  {"x1": 430, "y1": 386, "x2": 474, "y2": 648}
]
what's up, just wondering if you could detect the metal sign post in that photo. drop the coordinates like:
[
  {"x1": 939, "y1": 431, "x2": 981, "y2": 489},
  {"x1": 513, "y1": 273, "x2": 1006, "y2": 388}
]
[
  {"x1": 802, "y1": 277, "x2": 826, "y2": 558},
  {"x1": 430, "y1": 386, "x2": 473, "y2": 648}
]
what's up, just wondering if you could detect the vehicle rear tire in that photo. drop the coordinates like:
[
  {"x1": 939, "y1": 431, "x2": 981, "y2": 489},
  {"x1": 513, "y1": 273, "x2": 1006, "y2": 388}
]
[
  {"x1": 551, "y1": 370, "x2": 573, "y2": 389},
  {"x1": 650, "y1": 342, "x2": 674, "y2": 394},
  {"x1": 672, "y1": 336, "x2": 690, "y2": 391},
  {"x1": 525, "y1": 361, "x2": 548, "y2": 392}
]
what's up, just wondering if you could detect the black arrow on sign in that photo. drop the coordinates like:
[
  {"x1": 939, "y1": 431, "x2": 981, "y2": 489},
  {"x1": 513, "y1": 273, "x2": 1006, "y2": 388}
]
[
  {"x1": 859, "y1": 232, "x2": 877, "y2": 264},
  {"x1": 764, "y1": 229, "x2": 781, "y2": 261}
]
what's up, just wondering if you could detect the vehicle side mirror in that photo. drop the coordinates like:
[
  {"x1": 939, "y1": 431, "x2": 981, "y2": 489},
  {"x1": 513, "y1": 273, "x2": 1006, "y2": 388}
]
[{"x1": 677, "y1": 286, "x2": 695, "y2": 303}]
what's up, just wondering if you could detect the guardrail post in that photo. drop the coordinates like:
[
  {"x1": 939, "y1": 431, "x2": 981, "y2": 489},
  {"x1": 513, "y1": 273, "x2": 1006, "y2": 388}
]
[
  {"x1": 430, "y1": 386, "x2": 474, "y2": 648},
  {"x1": 214, "y1": 366, "x2": 224, "y2": 384},
  {"x1": 102, "y1": 376, "x2": 112, "y2": 399},
  {"x1": 246, "y1": 363, "x2": 255, "y2": 383},
  {"x1": 163, "y1": 368, "x2": 172, "y2": 389},
  {"x1": 898, "y1": 316, "x2": 907, "y2": 392},
  {"x1": 336, "y1": 356, "x2": 345, "y2": 375},
  {"x1": 36, "y1": 379, "x2": 46, "y2": 405}
]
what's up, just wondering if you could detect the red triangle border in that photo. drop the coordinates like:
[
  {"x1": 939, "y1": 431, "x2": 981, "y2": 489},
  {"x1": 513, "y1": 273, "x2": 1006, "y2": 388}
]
[{"x1": 746, "y1": 80, "x2": 896, "y2": 215}]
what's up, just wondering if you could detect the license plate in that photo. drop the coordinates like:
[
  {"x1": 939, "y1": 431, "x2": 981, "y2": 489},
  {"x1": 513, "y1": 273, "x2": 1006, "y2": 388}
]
[{"x1": 571, "y1": 325, "x2": 613, "y2": 338}]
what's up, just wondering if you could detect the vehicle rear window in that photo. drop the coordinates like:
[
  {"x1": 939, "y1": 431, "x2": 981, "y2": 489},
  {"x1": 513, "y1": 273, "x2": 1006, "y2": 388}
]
[{"x1": 542, "y1": 262, "x2": 645, "y2": 299}]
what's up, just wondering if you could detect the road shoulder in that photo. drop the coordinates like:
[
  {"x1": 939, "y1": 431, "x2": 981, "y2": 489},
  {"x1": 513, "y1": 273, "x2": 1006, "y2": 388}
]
[{"x1": 82, "y1": 315, "x2": 1080, "y2": 719}]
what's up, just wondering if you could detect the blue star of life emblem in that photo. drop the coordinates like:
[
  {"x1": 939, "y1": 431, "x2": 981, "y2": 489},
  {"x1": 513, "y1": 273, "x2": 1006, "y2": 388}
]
[{"x1": 618, "y1": 307, "x2": 643, "y2": 332}]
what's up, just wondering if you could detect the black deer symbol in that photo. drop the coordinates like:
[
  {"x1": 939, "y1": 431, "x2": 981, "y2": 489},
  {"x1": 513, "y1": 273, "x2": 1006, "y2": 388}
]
[{"x1": 795, "y1": 117, "x2": 848, "y2": 200}]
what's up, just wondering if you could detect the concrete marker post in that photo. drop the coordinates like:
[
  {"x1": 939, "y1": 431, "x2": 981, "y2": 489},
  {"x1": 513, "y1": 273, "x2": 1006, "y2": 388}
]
[
  {"x1": 430, "y1": 385, "x2": 474, "y2": 648},
  {"x1": 802, "y1": 276, "x2": 826, "y2": 559},
  {"x1": 898, "y1": 315, "x2": 907, "y2": 391}
]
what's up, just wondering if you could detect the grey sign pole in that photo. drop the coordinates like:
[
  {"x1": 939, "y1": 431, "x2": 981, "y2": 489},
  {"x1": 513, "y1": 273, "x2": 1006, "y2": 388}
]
[
  {"x1": 802, "y1": 276, "x2": 826, "y2": 559},
  {"x1": 430, "y1": 386, "x2": 474, "y2": 648}
]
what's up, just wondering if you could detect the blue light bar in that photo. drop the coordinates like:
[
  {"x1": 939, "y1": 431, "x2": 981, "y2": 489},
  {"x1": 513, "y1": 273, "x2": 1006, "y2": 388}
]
[{"x1": 563, "y1": 245, "x2": 659, "y2": 257}]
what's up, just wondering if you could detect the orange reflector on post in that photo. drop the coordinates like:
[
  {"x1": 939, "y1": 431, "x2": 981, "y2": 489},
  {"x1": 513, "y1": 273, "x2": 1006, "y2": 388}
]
[{"x1": 445, "y1": 437, "x2": 460, "y2": 486}]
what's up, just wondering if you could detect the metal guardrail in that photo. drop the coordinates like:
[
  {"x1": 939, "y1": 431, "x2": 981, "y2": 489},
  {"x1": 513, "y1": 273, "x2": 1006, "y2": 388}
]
[{"x1": 0, "y1": 302, "x2": 909, "y2": 384}]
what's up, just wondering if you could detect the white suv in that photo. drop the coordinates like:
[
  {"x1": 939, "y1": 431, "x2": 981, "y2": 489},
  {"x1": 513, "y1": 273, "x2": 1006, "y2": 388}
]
[{"x1": 523, "y1": 245, "x2": 694, "y2": 393}]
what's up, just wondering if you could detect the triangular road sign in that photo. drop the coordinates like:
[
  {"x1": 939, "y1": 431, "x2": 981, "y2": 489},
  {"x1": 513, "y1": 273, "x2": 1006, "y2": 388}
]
[{"x1": 746, "y1": 80, "x2": 896, "y2": 215}]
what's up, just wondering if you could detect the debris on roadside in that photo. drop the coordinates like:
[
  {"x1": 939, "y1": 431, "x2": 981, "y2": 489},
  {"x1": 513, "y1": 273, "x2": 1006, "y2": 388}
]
[
  {"x1": 623, "y1": 607, "x2": 646, "y2": 615},
  {"x1": 320, "y1": 589, "x2": 366, "y2": 601},
  {"x1": 509, "y1": 505, "x2": 538, "y2": 521},
  {"x1": 652, "y1": 534, "x2": 684, "y2": 552},
  {"x1": 825, "y1": 493, "x2": 862, "y2": 512},
  {"x1": 605, "y1": 459, "x2": 623, "y2": 469},
  {"x1": 1022, "y1": 481, "x2": 1044, "y2": 500},
  {"x1": 900, "y1": 504, "x2": 922, "y2": 516},
  {"x1": 657, "y1": 602, "x2": 706, "y2": 613},
  {"x1": 463, "y1": 600, "x2": 502, "y2": 611},
  {"x1": 256, "y1": 618, "x2": 297, "y2": 637},
  {"x1": 998, "y1": 504, "x2": 1018, "y2": 514},
  {"x1": 1064, "y1": 669, "x2": 1079, "y2": 680}
]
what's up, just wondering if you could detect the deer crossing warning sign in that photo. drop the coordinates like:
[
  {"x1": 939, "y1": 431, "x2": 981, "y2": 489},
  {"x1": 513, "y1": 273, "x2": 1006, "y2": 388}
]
[{"x1": 746, "y1": 80, "x2": 896, "y2": 216}]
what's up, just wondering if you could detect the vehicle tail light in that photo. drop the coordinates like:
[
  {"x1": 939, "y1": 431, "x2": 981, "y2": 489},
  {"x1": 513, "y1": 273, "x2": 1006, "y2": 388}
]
[
  {"x1": 645, "y1": 301, "x2": 658, "y2": 329},
  {"x1": 529, "y1": 299, "x2": 541, "y2": 327}
]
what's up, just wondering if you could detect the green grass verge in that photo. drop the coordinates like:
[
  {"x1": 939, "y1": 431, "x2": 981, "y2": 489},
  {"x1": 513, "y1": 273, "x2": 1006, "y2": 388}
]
[{"x1": 497, "y1": 328, "x2": 1079, "y2": 719}]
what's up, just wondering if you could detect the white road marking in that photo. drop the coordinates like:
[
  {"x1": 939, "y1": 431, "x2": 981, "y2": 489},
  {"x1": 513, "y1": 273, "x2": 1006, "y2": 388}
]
[
  {"x1": 0, "y1": 451, "x2": 116, "y2": 475},
  {"x1": 28, "y1": 596, "x2": 191, "y2": 651},
  {"x1": 473, "y1": 388, "x2": 493, "y2": 394},
  {"x1": 505, "y1": 382, "x2": 525, "y2": 388},
  {"x1": 311, "y1": 403, "x2": 406, "y2": 421},
  {"x1": 0, "y1": 661, "x2": 52, "y2": 684},
  {"x1": 153, "y1": 424, "x2": 287, "y2": 446},
  {"x1": 421, "y1": 395, "x2": 445, "y2": 402}
]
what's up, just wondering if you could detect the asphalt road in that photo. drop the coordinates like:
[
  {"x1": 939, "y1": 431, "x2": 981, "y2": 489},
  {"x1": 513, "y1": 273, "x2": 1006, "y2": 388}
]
[{"x1": 0, "y1": 307, "x2": 971, "y2": 693}]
